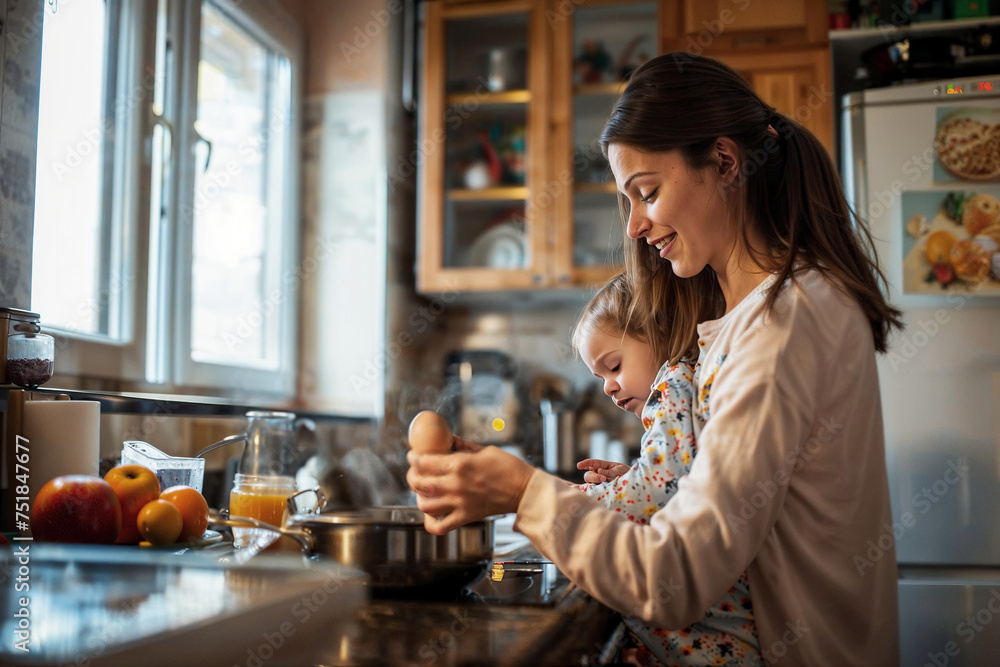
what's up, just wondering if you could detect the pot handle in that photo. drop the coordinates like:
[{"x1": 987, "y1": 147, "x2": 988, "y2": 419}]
[
  {"x1": 286, "y1": 487, "x2": 326, "y2": 516},
  {"x1": 208, "y1": 509, "x2": 315, "y2": 557}
]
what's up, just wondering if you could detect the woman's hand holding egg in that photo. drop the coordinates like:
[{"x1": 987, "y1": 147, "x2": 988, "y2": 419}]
[
  {"x1": 408, "y1": 411, "x2": 533, "y2": 534},
  {"x1": 407, "y1": 410, "x2": 455, "y2": 454}
]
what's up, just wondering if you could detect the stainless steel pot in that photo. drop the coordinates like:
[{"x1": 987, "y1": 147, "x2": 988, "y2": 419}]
[{"x1": 211, "y1": 505, "x2": 494, "y2": 597}]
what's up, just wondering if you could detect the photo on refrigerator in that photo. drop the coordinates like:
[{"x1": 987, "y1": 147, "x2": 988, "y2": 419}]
[{"x1": 901, "y1": 190, "x2": 1000, "y2": 295}]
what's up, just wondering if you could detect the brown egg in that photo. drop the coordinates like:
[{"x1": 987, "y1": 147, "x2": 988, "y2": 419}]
[{"x1": 408, "y1": 410, "x2": 454, "y2": 454}]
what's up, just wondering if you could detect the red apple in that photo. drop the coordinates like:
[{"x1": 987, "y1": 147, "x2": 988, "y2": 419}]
[
  {"x1": 105, "y1": 464, "x2": 161, "y2": 544},
  {"x1": 31, "y1": 475, "x2": 122, "y2": 544}
]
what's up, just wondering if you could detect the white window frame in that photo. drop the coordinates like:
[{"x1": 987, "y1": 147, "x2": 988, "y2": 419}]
[
  {"x1": 38, "y1": 0, "x2": 302, "y2": 400},
  {"x1": 39, "y1": 0, "x2": 153, "y2": 384},
  {"x1": 168, "y1": 0, "x2": 301, "y2": 395}
]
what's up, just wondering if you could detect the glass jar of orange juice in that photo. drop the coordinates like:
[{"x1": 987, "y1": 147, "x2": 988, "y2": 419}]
[{"x1": 228, "y1": 473, "x2": 296, "y2": 548}]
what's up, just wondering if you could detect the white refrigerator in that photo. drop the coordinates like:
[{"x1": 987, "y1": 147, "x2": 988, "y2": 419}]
[{"x1": 842, "y1": 77, "x2": 1000, "y2": 666}]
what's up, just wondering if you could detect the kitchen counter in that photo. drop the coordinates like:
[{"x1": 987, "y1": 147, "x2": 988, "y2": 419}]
[
  {"x1": 0, "y1": 540, "x2": 623, "y2": 666},
  {"x1": 317, "y1": 590, "x2": 621, "y2": 667},
  {"x1": 305, "y1": 546, "x2": 622, "y2": 667}
]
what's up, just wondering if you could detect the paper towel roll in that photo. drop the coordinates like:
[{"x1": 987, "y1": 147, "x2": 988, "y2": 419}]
[{"x1": 23, "y1": 400, "x2": 100, "y2": 507}]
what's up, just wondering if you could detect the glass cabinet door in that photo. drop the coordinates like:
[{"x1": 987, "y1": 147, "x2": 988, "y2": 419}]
[
  {"x1": 419, "y1": 2, "x2": 548, "y2": 292},
  {"x1": 551, "y1": 1, "x2": 659, "y2": 287}
]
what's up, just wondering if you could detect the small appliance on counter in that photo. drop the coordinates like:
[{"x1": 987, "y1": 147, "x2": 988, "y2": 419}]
[
  {"x1": 1, "y1": 307, "x2": 54, "y2": 388},
  {"x1": 441, "y1": 349, "x2": 520, "y2": 445}
]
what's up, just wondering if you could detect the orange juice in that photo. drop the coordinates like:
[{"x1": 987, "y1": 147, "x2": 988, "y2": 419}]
[
  {"x1": 229, "y1": 491, "x2": 288, "y2": 526},
  {"x1": 228, "y1": 473, "x2": 295, "y2": 548}
]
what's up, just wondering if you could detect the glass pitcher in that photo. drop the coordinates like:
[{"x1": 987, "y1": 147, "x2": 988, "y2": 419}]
[
  {"x1": 194, "y1": 410, "x2": 314, "y2": 477},
  {"x1": 237, "y1": 410, "x2": 313, "y2": 477}
]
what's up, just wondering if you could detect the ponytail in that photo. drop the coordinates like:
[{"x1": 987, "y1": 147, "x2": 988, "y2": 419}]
[{"x1": 760, "y1": 114, "x2": 903, "y2": 352}]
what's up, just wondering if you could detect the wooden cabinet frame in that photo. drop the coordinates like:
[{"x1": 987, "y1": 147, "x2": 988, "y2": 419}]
[{"x1": 418, "y1": 0, "x2": 552, "y2": 292}]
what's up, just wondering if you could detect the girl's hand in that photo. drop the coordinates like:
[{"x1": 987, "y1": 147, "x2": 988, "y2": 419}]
[
  {"x1": 407, "y1": 445, "x2": 535, "y2": 535},
  {"x1": 576, "y1": 458, "x2": 631, "y2": 484}
]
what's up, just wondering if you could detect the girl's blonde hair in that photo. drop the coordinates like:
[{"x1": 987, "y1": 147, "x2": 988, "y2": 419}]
[{"x1": 573, "y1": 272, "x2": 702, "y2": 367}]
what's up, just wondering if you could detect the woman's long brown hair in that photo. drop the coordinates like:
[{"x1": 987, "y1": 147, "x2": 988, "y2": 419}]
[{"x1": 600, "y1": 53, "x2": 902, "y2": 357}]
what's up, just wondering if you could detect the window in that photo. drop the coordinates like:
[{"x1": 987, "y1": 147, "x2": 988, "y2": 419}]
[
  {"x1": 32, "y1": 0, "x2": 117, "y2": 339},
  {"x1": 30, "y1": 0, "x2": 301, "y2": 397}
]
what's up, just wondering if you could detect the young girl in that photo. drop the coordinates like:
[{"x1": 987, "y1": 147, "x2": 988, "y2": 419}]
[
  {"x1": 409, "y1": 53, "x2": 903, "y2": 666},
  {"x1": 573, "y1": 273, "x2": 761, "y2": 666}
]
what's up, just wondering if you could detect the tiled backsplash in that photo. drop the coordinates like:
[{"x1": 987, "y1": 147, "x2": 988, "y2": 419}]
[
  {"x1": 388, "y1": 297, "x2": 645, "y2": 466},
  {"x1": 0, "y1": 0, "x2": 42, "y2": 309}
]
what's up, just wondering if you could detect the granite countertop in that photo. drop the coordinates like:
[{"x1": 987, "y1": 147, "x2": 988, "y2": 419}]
[
  {"x1": 317, "y1": 591, "x2": 620, "y2": 667},
  {"x1": 298, "y1": 538, "x2": 623, "y2": 666}
]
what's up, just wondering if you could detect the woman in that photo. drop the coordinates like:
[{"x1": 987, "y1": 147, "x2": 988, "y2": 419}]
[{"x1": 408, "y1": 54, "x2": 902, "y2": 666}]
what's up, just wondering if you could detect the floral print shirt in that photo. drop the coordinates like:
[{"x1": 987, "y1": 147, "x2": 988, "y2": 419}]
[{"x1": 579, "y1": 360, "x2": 763, "y2": 667}]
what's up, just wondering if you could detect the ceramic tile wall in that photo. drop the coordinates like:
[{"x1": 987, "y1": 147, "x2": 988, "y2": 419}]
[
  {"x1": 0, "y1": 0, "x2": 42, "y2": 309},
  {"x1": 393, "y1": 297, "x2": 643, "y2": 464}
]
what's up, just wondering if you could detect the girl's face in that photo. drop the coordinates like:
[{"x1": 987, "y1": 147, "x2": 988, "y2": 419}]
[
  {"x1": 579, "y1": 326, "x2": 658, "y2": 417},
  {"x1": 607, "y1": 143, "x2": 736, "y2": 278}
]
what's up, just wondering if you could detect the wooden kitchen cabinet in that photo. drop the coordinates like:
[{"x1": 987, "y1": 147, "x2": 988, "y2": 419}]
[
  {"x1": 418, "y1": 0, "x2": 552, "y2": 292},
  {"x1": 418, "y1": 0, "x2": 661, "y2": 293},
  {"x1": 717, "y1": 48, "x2": 834, "y2": 152},
  {"x1": 673, "y1": 0, "x2": 828, "y2": 51},
  {"x1": 661, "y1": 0, "x2": 834, "y2": 154}
]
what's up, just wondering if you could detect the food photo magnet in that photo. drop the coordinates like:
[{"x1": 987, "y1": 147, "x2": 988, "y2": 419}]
[
  {"x1": 933, "y1": 106, "x2": 1000, "y2": 183},
  {"x1": 901, "y1": 190, "x2": 1000, "y2": 295}
]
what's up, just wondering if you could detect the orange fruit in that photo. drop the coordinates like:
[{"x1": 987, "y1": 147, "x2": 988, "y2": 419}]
[
  {"x1": 136, "y1": 499, "x2": 183, "y2": 546},
  {"x1": 160, "y1": 486, "x2": 210, "y2": 543},
  {"x1": 924, "y1": 229, "x2": 957, "y2": 265}
]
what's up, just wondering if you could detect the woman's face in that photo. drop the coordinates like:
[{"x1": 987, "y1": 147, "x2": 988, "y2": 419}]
[
  {"x1": 607, "y1": 143, "x2": 735, "y2": 278},
  {"x1": 579, "y1": 326, "x2": 658, "y2": 418}
]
